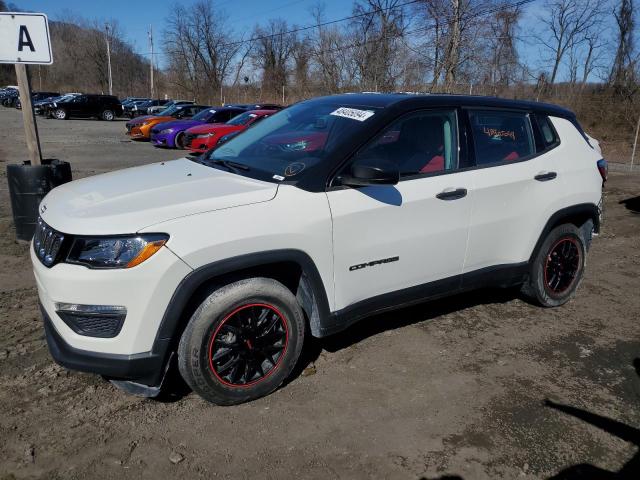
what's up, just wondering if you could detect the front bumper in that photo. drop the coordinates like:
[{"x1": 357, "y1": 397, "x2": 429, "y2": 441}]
[
  {"x1": 151, "y1": 132, "x2": 173, "y2": 147},
  {"x1": 126, "y1": 125, "x2": 148, "y2": 139},
  {"x1": 187, "y1": 136, "x2": 215, "y2": 153},
  {"x1": 42, "y1": 304, "x2": 167, "y2": 386}
]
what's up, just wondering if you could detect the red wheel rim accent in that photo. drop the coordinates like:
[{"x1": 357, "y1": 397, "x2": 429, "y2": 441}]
[
  {"x1": 208, "y1": 303, "x2": 289, "y2": 388},
  {"x1": 544, "y1": 237, "x2": 581, "y2": 295}
]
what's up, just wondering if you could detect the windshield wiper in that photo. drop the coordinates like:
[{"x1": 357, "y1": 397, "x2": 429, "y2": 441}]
[{"x1": 211, "y1": 159, "x2": 250, "y2": 171}]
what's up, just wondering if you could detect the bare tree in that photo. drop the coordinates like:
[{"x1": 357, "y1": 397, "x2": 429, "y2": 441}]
[
  {"x1": 537, "y1": 0, "x2": 604, "y2": 84},
  {"x1": 349, "y1": 0, "x2": 407, "y2": 91},
  {"x1": 251, "y1": 19, "x2": 297, "y2": 99},
  {"x1": 164, "y1": 0, "x2": 245, "y2": 102},
  {"x1": 610, "y1": 0, "x2": 636, "y2": 88}
]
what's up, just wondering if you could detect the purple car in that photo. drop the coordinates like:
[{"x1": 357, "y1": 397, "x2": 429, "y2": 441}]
[{"x1": 150, "y1": 106, "x2": 246, "y2": 148}]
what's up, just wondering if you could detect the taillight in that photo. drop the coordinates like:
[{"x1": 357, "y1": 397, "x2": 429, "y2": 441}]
[{"x1": 597, "y1": 159, "x2": 608, "y2": 183}]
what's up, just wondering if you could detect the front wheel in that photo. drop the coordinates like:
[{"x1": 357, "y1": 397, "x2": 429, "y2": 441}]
[
  {"x1": 178, "y1": 277, "x2": 305, "y2": 405},
  {"x1": 54, "y1": 108, "x2": 67, "y2": 120},
  {"x1": 522, "y1": 224, "x2": 586, "y2": 307},
  {"x1": 174, "y1": 132, "x2": 185, "y2": 149}
]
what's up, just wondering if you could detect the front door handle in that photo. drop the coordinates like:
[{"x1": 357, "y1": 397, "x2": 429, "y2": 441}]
[
  {"x1": 436, "y1": 188, "x2": 467, "y2": 201},
  {"x1": 534, "y1": 171, "x2": 557, "y2": 182}
]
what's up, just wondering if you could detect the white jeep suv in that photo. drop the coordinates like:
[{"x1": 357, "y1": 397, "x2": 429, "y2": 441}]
[{"x1": 32, "y1": 94, "x2": 606, "y2": 405}]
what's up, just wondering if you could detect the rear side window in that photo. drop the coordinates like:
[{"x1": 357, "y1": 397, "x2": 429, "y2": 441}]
[{"x1": 469, "y1": 110, "x2": 535, "y2": 165}]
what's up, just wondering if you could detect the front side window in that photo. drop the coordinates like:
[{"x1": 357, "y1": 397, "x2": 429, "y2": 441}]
[
  {"x1": 469, "y1": 110, "x2": 535, "y2": 165},
  {"x1": 350, "y1": 109, "x2": 458, "y2": 178}
]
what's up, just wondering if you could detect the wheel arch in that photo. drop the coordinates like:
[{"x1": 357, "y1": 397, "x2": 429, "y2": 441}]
[
  {"x1": 151, "y1": 249, "x2": 331, "y2": 365},
  {"x1": 529, "y1": 203, "x2": 600, "y2": 264}
]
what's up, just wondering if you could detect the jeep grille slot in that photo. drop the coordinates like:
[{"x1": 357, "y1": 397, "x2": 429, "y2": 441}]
[{"x1": 34, "y1": 217, "x2": 65, "y2": 267}]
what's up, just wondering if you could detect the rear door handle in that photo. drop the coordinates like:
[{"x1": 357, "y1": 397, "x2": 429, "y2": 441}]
[
  {"x1": 436, "y1": 188, "x2": 467, "y2": 201},
  {"x1": 534, "y1": 171, "x2": 557, "y2": 181}
]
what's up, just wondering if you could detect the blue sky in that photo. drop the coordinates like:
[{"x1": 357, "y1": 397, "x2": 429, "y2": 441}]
[
  {"x1": 10, "y1": 0, "x2": 620, "y2": 82},
  {"x1": 13, "y1": 0, "x2": 353, "y2": 60}
]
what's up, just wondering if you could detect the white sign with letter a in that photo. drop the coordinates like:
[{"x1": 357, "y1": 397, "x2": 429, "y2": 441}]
[{"x1": 0, "y1": 12, "x2": 53, "y2": 64}]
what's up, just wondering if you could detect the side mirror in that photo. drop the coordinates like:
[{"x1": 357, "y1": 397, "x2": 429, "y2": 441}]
[{"x1": 341, "y1": 157, "x2": 399, "y2": 186}]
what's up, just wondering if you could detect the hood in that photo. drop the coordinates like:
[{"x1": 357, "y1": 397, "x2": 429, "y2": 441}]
[
  {"x1": 156, "y1": 119, "x2": 203, "y2": 131},
  {"x1": 129, "y1": 115, "x2": 173, "y2": 127},
  {"x1": 40, "y1": 158, "x2": 278, "y2": 235},
  {"x1": 186, "y1": 123, "x2": 240, "y2": 135}
]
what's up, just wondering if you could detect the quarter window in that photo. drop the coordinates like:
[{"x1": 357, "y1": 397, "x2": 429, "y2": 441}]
[
  {"x1": 469, "y1": 110, "x2": 535, "y2": 165},
  {"x1": 352, "y1": 110, "x2": 458, "y2": 178},
  {"x1": 536, "y1": 115, "x2": 559, "y2": 148}
]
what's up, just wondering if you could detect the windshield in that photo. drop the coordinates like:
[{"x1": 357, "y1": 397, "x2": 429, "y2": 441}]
[
  {"x1": 157, "y1": 104, "x2": 179, "y2": 116},
  {"x1": 226, "y1": 112, "x2": 257, "y2": 126},
  {"x1": 192, "y1": 108, "x2": 217, "y2": 121},
  {"x1": 201, "y1": 101, "x2": 380, "y2": 182}
]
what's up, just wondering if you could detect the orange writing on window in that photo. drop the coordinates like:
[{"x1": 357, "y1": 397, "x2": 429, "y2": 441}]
[{"x1": 483, "y1": 126, "x2": 516, "y2": 141}]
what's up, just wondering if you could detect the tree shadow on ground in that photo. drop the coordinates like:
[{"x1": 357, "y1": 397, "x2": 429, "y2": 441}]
[
  {"x1": 419, "y1": 359, "x2": 640, "y2": 480},
  {"x1": 619, "y1": 197, "x2": 640, "y2": 214}
]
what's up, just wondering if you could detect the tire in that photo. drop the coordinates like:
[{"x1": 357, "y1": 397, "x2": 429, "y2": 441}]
[
  {"x1": 174, "y1": 132, "x2": 185, "y2": 149},
  {"x1": 522, "y1": 224, "x2": 586, "y2": 307},
  {"x1": 54, "y1": 108, "x2": 67, "y2": 120},
  {"x1": 101, "y1": 109, "x2": 115, "y2": 121},
  {"x1": 178, "y1": 277, "x2": 305, "y2": 405}
]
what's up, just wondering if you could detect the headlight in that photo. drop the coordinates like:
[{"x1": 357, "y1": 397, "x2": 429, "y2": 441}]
[
  {"x1": 66, "y1": 234, "x2": 168, "y2": 269},
  {"x1": 142, "y1": 121, "x2": 152, "y2": 126},
  {"x1": 159, "y1": 128, "x2": 173, "y2": 134}
]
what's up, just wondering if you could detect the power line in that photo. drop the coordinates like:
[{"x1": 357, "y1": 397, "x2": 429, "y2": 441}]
[
  {"x1": 218, "y1": 0, "x2": 422, "y2": 48},
  {"x1": 313, "y1": 0, "x2": 537, "y2": 56}
]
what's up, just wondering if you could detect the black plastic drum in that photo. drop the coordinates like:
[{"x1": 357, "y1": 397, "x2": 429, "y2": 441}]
[{"x1": 6, "y1": 159, "x2": 72, "y2": 241}]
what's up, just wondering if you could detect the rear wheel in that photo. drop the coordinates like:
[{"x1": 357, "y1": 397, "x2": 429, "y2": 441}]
[
  {"x1": 522, "y1": 224, "x2": 586, "y2": 307},
  {"x1": 54, "y1": 108, "x2": 67, "y2": 120},
  {"x1": 101, "y1": 109, "x2": 115, "y2": 121},
  {"x1": 178, "y1": 277, "x2": 305, "y2": 405}
]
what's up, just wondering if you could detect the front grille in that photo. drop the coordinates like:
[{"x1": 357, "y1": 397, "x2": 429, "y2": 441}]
[{"x1": 33, "y1": 217, "x2": 65, "y2": 267}]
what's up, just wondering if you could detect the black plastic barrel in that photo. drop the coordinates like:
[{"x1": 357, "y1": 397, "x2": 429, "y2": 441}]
[{"x1": 6, "y1": 159, "x2": 72, "y2": 241}]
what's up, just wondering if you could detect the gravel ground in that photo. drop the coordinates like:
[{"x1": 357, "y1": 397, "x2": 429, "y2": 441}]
[{"x1": 0, "y1": 107, "x2": 639, "y2": 480}]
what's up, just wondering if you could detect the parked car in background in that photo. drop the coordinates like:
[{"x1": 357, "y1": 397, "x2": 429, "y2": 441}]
[
  {"x1": 34, "y1": 93, "x2": 80, "y2": 115},
  {"x1": 123, "y1": 99, "x2": 151, "y2": 118},
  {"x1": 47, "y1": 94, "x2": 123, "y2": 120},
  {"x1": 227, "y1": 103, "x2": 283, "y2": 111},
  {"x1": 185, "y1": 109, "x2": 277, "y2": 153},
  {"x1": 150, "y1": 106, "x2": 246, "y2": 148},
  {"x1": 125, "y1": 103, "x2": 209, "y2": 140},
  {"x1": 121, "y1": 97, "x2": 149, "y2": 106},
  {"x1": 147, "y1": 99, "x2": 194, "y2": 115},
  {"x1": 1, "y1": 89, "x2": 20, "y2": 107},
  {"x1": 130, "y1": 99, "x2": 170, "y2": 117},
  {"x1": 15, "y1": 91, "x2": 59, "y2": 110}
]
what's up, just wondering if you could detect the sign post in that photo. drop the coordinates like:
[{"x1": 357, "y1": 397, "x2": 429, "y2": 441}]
[
  {"x1": 1, "y1": 12, "x2": 73, "y2": 242},
  {"x1": 0, "y1": 12, "x2": 53, "y2": 166}
]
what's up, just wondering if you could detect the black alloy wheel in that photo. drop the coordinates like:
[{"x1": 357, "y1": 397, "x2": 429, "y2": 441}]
[{"x1": 208, "y1": 303, "x2": 288, "y2": 387}]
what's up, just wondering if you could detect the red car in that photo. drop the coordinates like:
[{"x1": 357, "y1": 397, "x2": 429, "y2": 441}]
[{"x1": 184, "y1": 109, "x2": 276, "y2": 153}]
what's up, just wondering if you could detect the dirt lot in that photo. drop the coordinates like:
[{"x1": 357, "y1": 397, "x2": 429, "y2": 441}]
[{"x1": 0, "y1": 107, "x2": 639, "y2": 480}]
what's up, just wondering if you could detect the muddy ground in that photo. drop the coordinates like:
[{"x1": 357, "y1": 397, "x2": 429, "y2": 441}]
[{"x1": 0, "y1": 108, "x2": 638, "y2": 480}]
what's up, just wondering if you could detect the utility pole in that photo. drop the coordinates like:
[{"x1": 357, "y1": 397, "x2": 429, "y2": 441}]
[
  {"x1": 148, "y1": 25, "x2": 155, "y2": 98},
  {"x1": 105, "y1": 23, "x2": 113, "y2": 95}
]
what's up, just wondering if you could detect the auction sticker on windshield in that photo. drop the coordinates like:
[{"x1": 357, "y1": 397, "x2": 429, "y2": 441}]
[{"x1": 330, "y1": 107, "x2": 374, "y2": 122}]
